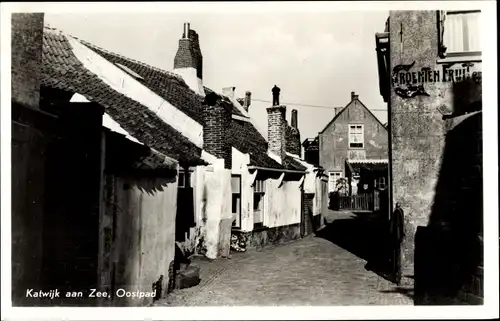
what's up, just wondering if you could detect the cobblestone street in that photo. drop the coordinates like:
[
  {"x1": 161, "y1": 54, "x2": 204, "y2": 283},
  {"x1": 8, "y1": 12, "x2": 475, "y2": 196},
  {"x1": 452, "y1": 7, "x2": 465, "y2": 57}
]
[{"x1": 155, "y1": 211, "x2": 413, "y2": 306}]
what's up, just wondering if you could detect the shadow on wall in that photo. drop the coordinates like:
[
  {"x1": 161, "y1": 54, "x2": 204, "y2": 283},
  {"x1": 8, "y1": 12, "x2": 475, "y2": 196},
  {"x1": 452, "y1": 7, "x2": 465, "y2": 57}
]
[{"x1": 415, "y1": 78, "x2": 483, "y2": 305}]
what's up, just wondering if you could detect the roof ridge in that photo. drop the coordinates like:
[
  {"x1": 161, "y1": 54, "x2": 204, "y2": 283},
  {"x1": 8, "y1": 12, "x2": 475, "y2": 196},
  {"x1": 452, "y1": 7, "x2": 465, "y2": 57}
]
[{"x1": 79, "y1": 39, "x2": 182, "y2": 80}]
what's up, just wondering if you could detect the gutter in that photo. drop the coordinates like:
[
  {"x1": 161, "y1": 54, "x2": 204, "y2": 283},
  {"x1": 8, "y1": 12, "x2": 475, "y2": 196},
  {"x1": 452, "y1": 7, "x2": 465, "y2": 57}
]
[{"x1": 247, "y1": 166, "x2": 306, "y2": 174}]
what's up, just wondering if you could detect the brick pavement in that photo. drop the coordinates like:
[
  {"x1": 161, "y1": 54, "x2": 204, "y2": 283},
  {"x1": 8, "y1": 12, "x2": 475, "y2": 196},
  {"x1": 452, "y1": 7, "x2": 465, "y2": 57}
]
[{"x1": 155, "y1": 212, "x2": 413, "y2": 306}]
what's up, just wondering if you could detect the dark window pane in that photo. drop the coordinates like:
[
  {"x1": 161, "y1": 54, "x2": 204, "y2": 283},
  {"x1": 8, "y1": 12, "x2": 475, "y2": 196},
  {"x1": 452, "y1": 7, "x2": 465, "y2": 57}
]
[{"x1": 232, "y1": 194, "x2": 241, "y2": 214}]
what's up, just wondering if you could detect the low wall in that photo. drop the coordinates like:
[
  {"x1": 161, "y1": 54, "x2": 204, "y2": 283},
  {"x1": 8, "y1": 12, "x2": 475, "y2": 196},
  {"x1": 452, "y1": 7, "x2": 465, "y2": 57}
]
[{"x1": 233, "y1": 223, "x2": 302, "y2": 250}]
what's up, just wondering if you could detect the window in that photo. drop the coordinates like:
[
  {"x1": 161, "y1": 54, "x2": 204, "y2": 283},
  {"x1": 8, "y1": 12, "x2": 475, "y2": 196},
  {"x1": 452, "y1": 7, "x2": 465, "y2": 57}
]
[
  {"x1": 178, "y1": 171, "x2": 187, "y2": 188},
  {"x1": 349, "y1": 124, "x2": 364, "y2": 149},
  {"x1": 231, "y1": 175, "x2": 241, "y2": 228},
  {"x1": 253, "y1": 179, "x2": 265, "y2": 227},
  {"x1": 328, "y1": 171, "x2": 342, "y2": 192},
  {"x1": 441, "y1": 10, "x2": 481, "y2": 57},
  {"x1": 374, "y1": 177, "x2": 387, "y2": 190}
]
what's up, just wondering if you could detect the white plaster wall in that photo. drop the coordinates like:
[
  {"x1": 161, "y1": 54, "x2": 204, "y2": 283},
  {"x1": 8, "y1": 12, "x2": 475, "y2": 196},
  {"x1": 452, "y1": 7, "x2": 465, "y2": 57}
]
[
  {"x1": 240, "y1": 167, "x2": 255, "y2": 232},
  {"x1": 313, "y1": 177, "x2": 323, "y2": 216},
  {"x1": 231, "y1": 147, "x2": 250, "y2": 174},
  {"x1": 202, "y1": 161, "x2": 232, "y2": 259},
  {"x1": 113, "y1": 176, "x2": 177, "y2": 306},
  {"x1": 264, "y1": 179, "x2": 301, "y2": 228},
  {"x1": 67, "y1": 36, "x2": 203, "y2": 148},
  {"x1": 173, "y1": 67, "x2": 205, "y2": 96}
]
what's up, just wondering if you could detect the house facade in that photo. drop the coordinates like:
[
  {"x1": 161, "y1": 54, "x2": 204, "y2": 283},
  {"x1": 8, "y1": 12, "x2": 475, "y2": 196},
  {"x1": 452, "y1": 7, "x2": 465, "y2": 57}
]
[
  {"x1": 41, "y1": 18, "x2": 327, "y2": 285},
  {"x1": 14, "y1": 18, "x2": 327, "y2": 306},
  {"x1": 302, "y1": 137, "x2": 319, "y2": 166},
  {"x1": 375, "y1": 10, "x2": 483, "y2": 304},
  {"x1": 317, "y1": 92, "x2": 388, "y2": 194}
]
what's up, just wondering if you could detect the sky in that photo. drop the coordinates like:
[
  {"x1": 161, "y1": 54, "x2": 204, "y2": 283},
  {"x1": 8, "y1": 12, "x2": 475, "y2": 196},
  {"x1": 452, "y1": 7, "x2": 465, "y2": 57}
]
[{"x1": 45, "y1": 11, "x2": 389, "y2": 141}]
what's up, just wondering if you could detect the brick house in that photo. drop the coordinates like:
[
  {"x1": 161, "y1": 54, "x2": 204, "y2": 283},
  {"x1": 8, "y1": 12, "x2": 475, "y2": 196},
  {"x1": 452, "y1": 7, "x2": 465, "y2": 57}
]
[
  {"x1": 375, "y1": 10, "x2": 483, "y2": 304},
  {"x1": 304, "y1": 92, "x2": 388, "y2": 196}
]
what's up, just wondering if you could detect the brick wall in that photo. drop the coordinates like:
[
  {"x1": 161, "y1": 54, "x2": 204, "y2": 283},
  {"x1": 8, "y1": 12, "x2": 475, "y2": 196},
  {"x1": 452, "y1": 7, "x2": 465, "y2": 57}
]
[
  {"x1": 202, "y1": 101, "x2": 232, "y2": 169},
  {"x1": 173, "y1": 29, "x2": 202, "y2": 79},
  {"x1": 267, "y1": 105, "x2": 287, "y2": 162},
  {"x1": 11, "y1": 13, "x2": 44, "y2": 109},
  {"x1": 285, "y1": 125, "x2": 301, "y2": 156}
]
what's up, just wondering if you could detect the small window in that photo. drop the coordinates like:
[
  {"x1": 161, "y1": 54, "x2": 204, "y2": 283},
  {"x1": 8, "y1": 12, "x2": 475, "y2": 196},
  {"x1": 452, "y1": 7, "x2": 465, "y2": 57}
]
[
  {"x1": 349, "y1": 124, "x2": 364, "y2": 149},
  {"x1": 231, "y1": 175, "x2": 241, "y2": 228},
  {"x1": 328, "y1": 171, "x2": 342, "y2": 192},
  {"x1": 374, "y1": 177, "x2": 387, "y2": 190},
  {"x1": 253, "y1": 179, "x2": 265, "y2": 226},
  {"x1": 178, "y1": 172, "x2": 185, "y2": 188},
  {"x1": 441, "y1": 10, "x2": 481, "y2": 57}
]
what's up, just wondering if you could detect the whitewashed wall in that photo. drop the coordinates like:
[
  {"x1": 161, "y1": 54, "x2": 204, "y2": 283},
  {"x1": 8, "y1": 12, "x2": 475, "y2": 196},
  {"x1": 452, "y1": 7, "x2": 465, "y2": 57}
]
[{"x1": 263, "y1": 179, "x2": 302, "y2": 228}]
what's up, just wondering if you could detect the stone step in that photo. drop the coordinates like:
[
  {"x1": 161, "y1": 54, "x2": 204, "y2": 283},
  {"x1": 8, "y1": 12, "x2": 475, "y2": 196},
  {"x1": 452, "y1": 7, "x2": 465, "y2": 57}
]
[{"x1": 175, "y1": 265, "x2": 201, "y2": 290}]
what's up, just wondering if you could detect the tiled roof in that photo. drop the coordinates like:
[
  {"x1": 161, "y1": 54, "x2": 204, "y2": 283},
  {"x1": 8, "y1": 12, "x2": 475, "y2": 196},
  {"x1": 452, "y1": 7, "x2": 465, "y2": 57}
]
[
  {"x1": 80, "y1": 40, "x2": 245, "y2": 121},
  {"x1": 229, "y1": 119, "x2": 306, "y2": 171},
  {"x1": 41, "y1": 27, "x2": 206, "y2": 167},
  {"x1": 105, "y1": 129, "x2": 178, "y2": 174},
  {"x1": 204, "y1": 87, "x2": 245, "y2": 118},
  {"x1": 283, "y1": 155, "x2": 307, "y2": 171},
  {"x1": 43, "y1": 27, "x2": 304, "y2": 172},
  {"x1": 229, "y1": 119, "x2": 282, "y2": 169}
]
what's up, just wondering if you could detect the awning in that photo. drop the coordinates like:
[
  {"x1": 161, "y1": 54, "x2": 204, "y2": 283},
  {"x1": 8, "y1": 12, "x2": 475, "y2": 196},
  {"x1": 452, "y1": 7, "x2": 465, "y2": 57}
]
[{"x1": 346, "y1": 159, "x2": 389, "y2": 174}]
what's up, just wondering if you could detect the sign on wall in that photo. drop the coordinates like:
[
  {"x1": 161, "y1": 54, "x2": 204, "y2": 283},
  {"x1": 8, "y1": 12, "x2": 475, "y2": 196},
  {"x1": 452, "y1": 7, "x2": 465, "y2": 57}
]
[{"x1": 392, "y1": 61, "x2": 482, "y2": 99}]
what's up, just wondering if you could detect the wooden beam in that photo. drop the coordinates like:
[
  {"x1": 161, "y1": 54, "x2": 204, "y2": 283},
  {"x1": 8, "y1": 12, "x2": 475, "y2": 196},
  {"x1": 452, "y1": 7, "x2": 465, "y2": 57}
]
[
  {"x1": 277, "y1": 172, "x2": 285, "y2": 188},
  {"x1": 298, "y1": 175, "x2": 305, "y2": 188},
  {"x1": 250, "y1": 169, "x2": 259, "y2": 186}
]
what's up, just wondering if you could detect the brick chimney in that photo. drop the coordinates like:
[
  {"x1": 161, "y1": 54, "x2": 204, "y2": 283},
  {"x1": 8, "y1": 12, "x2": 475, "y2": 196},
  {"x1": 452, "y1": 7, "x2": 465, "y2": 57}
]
[
  {"x1": 291, "y1": 109, "x2": 298, "y2": 129},
  {"x1": 351, "y1": 91, "x2": 359, "y2": 100},
  {"x1": 243, "y1": 91, "x2": 252, "y2": 112},
  {"x1": 11, "y1": 13, "x2": 45, "y2": 110},
  {"x1": 267, "y1": 105, "x2": 287, "y2": 162},
  {"x1": 286, "y1": 109, "x2": 301, "y2": 157},
  {"x1": 173, "y1": 22, "x2": 204, "y2": 95},
  {"x1": 202, "y1": 92, "x2": 232, "y2": 169}
]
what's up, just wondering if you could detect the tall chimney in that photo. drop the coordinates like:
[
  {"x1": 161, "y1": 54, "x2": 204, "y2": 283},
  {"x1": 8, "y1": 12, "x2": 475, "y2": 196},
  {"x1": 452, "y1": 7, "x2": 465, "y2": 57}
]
[
  {"x1": 351, "y1": 91, "x2": 359, "y2": 100},
  {"x1": 291, "y1": 109, "x2": 298, "y2": 129},
  {"x1": 286, "y1": 109, "x2": 301, "y2": 156},
  {"x1": 173, "y1": 23, "x2": 204, "y2": 95},
  {"x1": 267, "y1": 105, "x2": 287, "y2": 162},
  {"x1": 202, "y1": 93, "x2": 232, "y2": 169},
  {"x1": 244, "y1": 91, "x2": 252, "y2": 112}
]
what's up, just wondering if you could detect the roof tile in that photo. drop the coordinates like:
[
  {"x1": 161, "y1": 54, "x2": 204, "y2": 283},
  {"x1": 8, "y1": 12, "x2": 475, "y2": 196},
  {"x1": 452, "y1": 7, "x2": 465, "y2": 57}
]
[{"x1": 41, "y1": 27, "x2": 206, "y2": 167}]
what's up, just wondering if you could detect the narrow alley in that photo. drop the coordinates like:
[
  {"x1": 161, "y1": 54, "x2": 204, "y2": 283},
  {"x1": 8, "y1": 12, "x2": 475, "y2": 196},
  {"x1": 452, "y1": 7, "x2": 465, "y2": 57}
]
[{"x1": 156, "y1": 211, "x2": 413, "y2": 306}]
